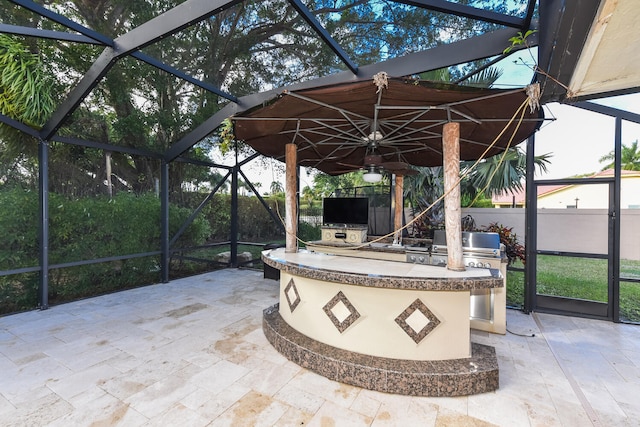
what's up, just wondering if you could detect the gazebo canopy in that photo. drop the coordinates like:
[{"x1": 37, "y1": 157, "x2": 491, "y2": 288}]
[{"x1": 233, "y1": 77, "x2": 543, "y2": 175}]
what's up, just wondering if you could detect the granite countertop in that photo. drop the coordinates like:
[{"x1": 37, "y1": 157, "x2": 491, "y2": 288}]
[
  {"x1": 262, "y1": 248, "x2": 503, "y2": 291},
  {"x1": 306, "y1": 240, "x2": 408, "y2": 253}
]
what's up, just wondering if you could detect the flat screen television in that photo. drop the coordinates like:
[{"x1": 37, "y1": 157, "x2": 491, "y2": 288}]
[{"x1": 322, "y1": 197, "x2": 369, "y2": 226}]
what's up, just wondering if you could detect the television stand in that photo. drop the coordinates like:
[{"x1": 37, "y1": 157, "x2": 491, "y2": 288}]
[{"x1": 321, "y1": 225, "x2": 368, "y2": 243}]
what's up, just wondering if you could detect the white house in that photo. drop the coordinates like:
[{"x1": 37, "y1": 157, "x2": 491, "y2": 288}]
[{"x1": 492, "y1": 170, "x2": 640, "y2": 209}]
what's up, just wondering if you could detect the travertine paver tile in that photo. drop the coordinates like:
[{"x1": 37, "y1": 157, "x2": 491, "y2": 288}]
[
  {"x1": 236, "y1": 357, "x2": 301, "y2": 396},
  {"x1": 208, "y1": 390, "x2": 292, "y2": 427},
  {"x1": 186, "y1": 359, "x2": 249, "y2": 395},
  {"x1": 180, "y1": 382, "x2": 251, "y2": 421},
  {"x1": 369, "y1": 394, "x2": 439, "y2": 427},
  {"x1": 0, "y1": 356, "x2": 72, "y2": 402},
  {"x1": 146, "y1": 402, "x2": 210, "y2": 427},
  {"x1": 0, "y1": 393, "x2": 14, "y2": 417},
  {"x1": 273, "y1": 405, "x2": 315, "y2": 426},
  {"x1": 348, "y1": 390, "x2": 382, "y2": 419},
  {"x1": 48, "y1": 386, "x2": 148, "y2": 427},
  {"x1": 46, "y1": 363, "x2": 122, "y2": 401},
  {"x1": 1, "y1": 391, "x2": 73, "y2": 427},
  {"x1": 1, "y1": 269, "x2": 640, "y2": 426},
  {"x1": 468, "y1": 392, "x2": 536, "y2": 426},
  {"x1": 285, "y1": 369, "x2": 361, "y2": 409},
  {"x1": 306, "y1": 400, "x2": 373, "y2": 427},
  {"x1": 124, "y1": 373, "x2": 199, "y2": 419}
]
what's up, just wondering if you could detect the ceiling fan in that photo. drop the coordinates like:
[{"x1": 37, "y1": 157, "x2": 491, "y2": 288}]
[{"x1": 336, "y1": 131, "x2": 418, "y2": 181}]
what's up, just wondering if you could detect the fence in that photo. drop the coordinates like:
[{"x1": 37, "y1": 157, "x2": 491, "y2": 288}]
[{"x1": 462, "y1": 208, "x2": 640, "y2": 261}]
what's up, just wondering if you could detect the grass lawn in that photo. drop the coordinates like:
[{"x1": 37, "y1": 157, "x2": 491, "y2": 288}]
[{"x1": 506, "y1": 255, "x2": 640, "y2": 323}]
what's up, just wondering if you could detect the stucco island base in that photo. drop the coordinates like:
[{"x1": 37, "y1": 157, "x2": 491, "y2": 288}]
[{"x1": 262, "y1": 249, "x2": 501, "y2": 396}]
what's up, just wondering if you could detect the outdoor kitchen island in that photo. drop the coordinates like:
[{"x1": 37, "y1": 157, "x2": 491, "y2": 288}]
[{"x1": 262, "y1": 247, "x2": 502, "y2": 396}]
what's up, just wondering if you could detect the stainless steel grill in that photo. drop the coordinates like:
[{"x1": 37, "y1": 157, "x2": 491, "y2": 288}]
[
  {"x1": 405, "y1": 230, "x2": 506, "y2": 331},
  {"x1": 405, "y1": 230, "x2": 502, "y2": 268}
]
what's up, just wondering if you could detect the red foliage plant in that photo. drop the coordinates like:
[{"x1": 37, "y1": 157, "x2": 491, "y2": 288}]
[{"x1": 481, "y1": 222, "x2": 526, "y2": 266}]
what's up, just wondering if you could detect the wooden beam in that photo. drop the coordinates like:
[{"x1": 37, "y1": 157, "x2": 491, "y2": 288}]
[
  {"x1": 443, "y1": 122, "x2": 464, "y2": 271},
  {"x1": 285, "y1": 143, "x2": 298, "y2": 253}
]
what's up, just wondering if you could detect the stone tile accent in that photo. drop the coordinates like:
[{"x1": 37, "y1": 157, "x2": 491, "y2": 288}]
[
  {"x1": 394, "y1": 298, "x2": 441, "y2": 344},
  {"x1": 283, "y1": 278, "x2": 301, "y2": 313},
  {"x1": 263, "y1": 304, "x2": 499, "y2": 397},
  {"x1": 322, "y1": 291, "x2": 360, "y2": 333}
]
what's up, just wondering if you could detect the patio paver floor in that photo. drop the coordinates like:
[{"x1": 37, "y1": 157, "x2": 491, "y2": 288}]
[{"x1": 1, "y1": 268, "x2": 639, "y2": 426}]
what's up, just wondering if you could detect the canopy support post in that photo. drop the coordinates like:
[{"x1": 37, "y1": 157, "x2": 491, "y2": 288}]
[
  {"x1": 443, "y1": 122, "x2": 465, "y2": 271},
  {"x1": 393, "y1": 174, "x2": 403, "y2": 245},
  {"x1": 285, "y1": 143, "x2": 298, "y2": 253}
]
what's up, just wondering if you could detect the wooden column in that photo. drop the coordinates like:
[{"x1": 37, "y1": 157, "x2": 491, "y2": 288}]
[
  {"x1": 442, "y1": 122, "x2": 465, "y2": 271},
  {"x1": 393, "y1": 175, "x2": 403, "y2": 244},
  {"x1": 285, "y1": 143, "x2": 298, "y2": 253}
]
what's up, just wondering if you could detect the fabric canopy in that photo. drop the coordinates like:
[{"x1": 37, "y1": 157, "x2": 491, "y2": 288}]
[{"x1": 232, "y1": 77, "x2": 543, "y2": 175}]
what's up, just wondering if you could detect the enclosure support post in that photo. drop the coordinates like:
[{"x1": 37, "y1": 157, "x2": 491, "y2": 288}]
[
  {"x1": 393, "y1": 175, "x2": 403, "y2": 244},
  {"x1": 524, "y1": 134, "x2": 537, "y2": 313},
  {"x1": 611, "y1": 116, "x2": 622, "y2": 322},
  {"x1": 285, "y1": 143, "x2": 298, "y2": 253},
  {"x1": 38, "y1": 139, "x2": 49, "y2": 310},
  {"x1": 442, "y1": 122, "x2": 464, "y2": 271},
  {"x1": 230, "y1": 159, "x2": 239, "y2": 268},
  {"x1": 160, "y1": 160, "x2": 170, "y2": 283}
]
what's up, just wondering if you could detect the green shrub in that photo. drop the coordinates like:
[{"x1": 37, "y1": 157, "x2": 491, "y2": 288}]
[
  {"x1": 0, "y1": 188, "x2": 39, "y2": 270},
  {"x1": 174, "y1": 192, "x2": 284, "y2": 242},
  {"x1": 238, "y1": 196, "x2": 284, "y2": 241},
  {"x1": 298, "y1": 221, "x2": 321, "y2": 244},
  {"x1": 0, "y1": 189, "x2": 211, "y2": 313}
]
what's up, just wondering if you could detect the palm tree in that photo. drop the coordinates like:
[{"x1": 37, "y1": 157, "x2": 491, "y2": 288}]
[
  {"x1": 404, "y1": 148, "x2": 551, "y2": 235},
  {"x1": 301, "y1": 186, "x2": 316, "y2": 208},
  {"x1": 599, "y1": 140, "x2": 640, "y2": 171},
  {"x1": 463, "y1": 147, "x2": 552, "y2": 197},
  {"x1": 404, "y1": 167, "x2": 445, "y2": 235},
  {"x1": 270, "y1": 180, "x2": 284, "y2": 195}
]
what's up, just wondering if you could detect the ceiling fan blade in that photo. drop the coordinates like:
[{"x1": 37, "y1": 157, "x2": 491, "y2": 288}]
[
  {"x1": 397, "y1": 168, "x2": 419, "y2": 176},
  {"x1": 384, "y1": 164, "x2": 419, "y2": 175},
  {"x1": 381, "y1": 161, "x2": 409, "y2": 170},
  {"x1": 332, "y1": 169, "x2": 360, "y2": 175},
  {"x1": 336, "y1": 161, "x2": 363, "y2": 169}
]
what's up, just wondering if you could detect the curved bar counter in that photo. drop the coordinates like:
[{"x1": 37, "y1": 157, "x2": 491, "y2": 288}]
[{"x1": 262, "y1": 248, "x2": 502, "y2": 396}]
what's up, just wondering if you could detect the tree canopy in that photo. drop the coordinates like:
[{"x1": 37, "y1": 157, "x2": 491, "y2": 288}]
[
  {"x1": 0, "y1": 0, "x2": 525, "y2": 198},
  {"x1": 600, "y1": 140, "x2": 640, "y2": 172}
]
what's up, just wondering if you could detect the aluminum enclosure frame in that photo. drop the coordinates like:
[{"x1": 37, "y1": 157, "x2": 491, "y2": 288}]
[{"x1": 6, "y1": 0, "x2": 635, "y2": 320}]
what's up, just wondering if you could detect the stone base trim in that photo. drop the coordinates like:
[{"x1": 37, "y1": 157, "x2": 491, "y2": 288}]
[{"x1": 263, "y1": 304, "x2": 499, "y2": 397}]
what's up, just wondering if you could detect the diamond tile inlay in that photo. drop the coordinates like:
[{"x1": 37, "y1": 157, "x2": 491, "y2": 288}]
[
  {"x1": 284, "y1": 278, "x2": 301, "y2": 313},
  {"x1": 405, "y1": 309, "x2": 430, "y2": 333},
  {"x1": 395, "y1": 299, "x2": 441, "y2": 344},
  {"x1": 323, "y1": 291, "x2": 360, "y2": 333}
]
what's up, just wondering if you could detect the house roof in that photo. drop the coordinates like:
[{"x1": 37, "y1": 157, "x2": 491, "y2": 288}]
[{"x1": 492, "y1": 169, "x2": 640, "y2": 205}]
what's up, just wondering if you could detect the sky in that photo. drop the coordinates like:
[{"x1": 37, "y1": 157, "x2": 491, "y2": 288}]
[{"x1": 532, "y1": 97, "x2": 640, "y2": 180}]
